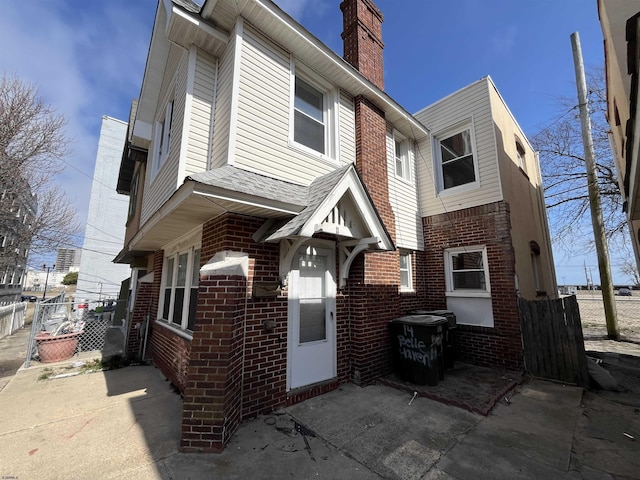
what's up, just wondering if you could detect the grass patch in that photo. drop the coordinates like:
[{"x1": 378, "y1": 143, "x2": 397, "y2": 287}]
[{"x1": 37, "y1": 355, "x2": 131, "y2": 380}]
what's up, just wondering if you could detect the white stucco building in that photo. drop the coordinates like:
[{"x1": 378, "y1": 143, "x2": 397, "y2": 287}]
[{"x1": 76, "y1": 116, "x2": 130, "y2": 305}]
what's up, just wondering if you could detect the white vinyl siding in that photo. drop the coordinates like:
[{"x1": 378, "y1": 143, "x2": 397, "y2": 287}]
[
  {"x1": 233, "y1": 25, "x2": 353, "y2": 183},
  {"x1": 141, "y1": 49, "x2": 189, "y2": 225},
  {"x1": 414, "y1": 77, "x2": 502, "y2": 216},
  {"x1": 185, "y1": 49, "x2": 217, "y2": 176},
  {"x1": 209, "y1": 30, "x2": 236, "y2": 170},
  {"x1": 339, "y1": 90, "x2": 356, "y2": 163},
  {"x1": 386, "y1": 128, "x2": 423, "y2": 251}
]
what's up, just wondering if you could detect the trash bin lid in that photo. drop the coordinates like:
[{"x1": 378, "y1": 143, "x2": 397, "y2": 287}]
[
  {"x1": 410, "y1": 309, "x2": 454, "y2": 316},
  {"x1": 390, "y1": 314, "x2": 447, "y2": 326}
]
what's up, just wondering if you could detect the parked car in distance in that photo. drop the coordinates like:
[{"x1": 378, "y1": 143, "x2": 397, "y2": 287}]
[
  {"x1": 617, "y1": 288, "x2": 632, "y2": 296},
  {"x1": 21, "y1": 295, "x2": 38, "y2": 302}
]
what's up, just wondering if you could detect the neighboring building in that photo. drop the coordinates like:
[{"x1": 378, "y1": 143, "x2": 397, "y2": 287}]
[
  {"x1": 55, "y1": 248, "x2": 81, "y2": 273},
  {"x1": 599, "y1": 0, "x2": 640, "y2": 270},
  {"x1": 76, "y1": 117, "x2": 130, "y2": 305},
  {"x1": 0, "y1": 180, "x2": 36, "y2": 305},
  {"x1": 115, "y1": 0, "x2": 557, "y2": 452},
  {"x1": 23, "y1": 268, "x2": 65, "y2": 293}
]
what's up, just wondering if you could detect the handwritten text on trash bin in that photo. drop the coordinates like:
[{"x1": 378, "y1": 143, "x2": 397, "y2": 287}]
[{"x1": 396, "y1": 324, "x2": 442, "y2": 367}]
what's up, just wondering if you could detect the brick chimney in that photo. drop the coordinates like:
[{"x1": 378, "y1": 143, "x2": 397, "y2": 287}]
[
  {"x1": 341, "y1": 0, "x2": 397, "y2": 286},
  {"x1": 340, "y1": 0, "x2": 384, "y2": 90}
]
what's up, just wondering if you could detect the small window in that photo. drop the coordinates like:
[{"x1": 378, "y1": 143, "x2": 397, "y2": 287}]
[
  {"x1": 128, "y1": 172, "x2": 139, "y2": 220},
  {"x1": 152, "y1": 99, "x2": 174, "y2": 177},
  {"x1": 516, "y1": 141, "x2": 526, "y2": 170},
  {"x1": 399, "y1": 252, "x2": 413, "y2": 291},
  {"x1": 530, "y1": 241, "x2": 542, "y2": 294},
  {"x1": 394, "y1": 133, "x2": 411, "y2": 181},
  {"x1": 445, "y1": 247, "x2": 490, "y2": 293},
  {"x1": 294, "y1": 77, "x2": 325, "y2": 154},
  {"x1": 434, "y1": 124, "x2": 477, "y2": 192}
]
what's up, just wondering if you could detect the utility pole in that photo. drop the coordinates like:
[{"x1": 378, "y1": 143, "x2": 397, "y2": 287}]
[{"x1": 571, "y1": 32, "x2": 619, "y2": 340}]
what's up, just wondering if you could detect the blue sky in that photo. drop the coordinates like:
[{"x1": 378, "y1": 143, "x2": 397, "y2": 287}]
[{"x1": 0, "y1": 0, "x2": 620, "y2": 285}]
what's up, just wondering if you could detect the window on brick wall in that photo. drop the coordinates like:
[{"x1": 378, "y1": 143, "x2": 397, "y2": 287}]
[
  {"x1": 433, "y1": 121, "x2": 478, "y2": 193},
  {"x1": 160, "y1": 246, "x2": 201, "y2": 332},
  {"x1": 399, "y1": 251, "x2": 413, "y2": 292},
  {"x1": 290, "y1": 64, "x2": 337, "y2": 160},
  {"x1": 444, "y1": 246, "x2": 490, "y2": 296}
]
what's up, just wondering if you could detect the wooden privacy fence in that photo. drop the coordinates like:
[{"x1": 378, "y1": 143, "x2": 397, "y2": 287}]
[{"x1": 518, "y1": 295, "x2": 589, "y2": 386}]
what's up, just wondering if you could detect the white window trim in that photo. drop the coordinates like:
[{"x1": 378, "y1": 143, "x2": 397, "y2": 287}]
[
  {"x1": 444, "y1": 246, "x2": 491, "y2": 297},
  {"x1": 433, "y1": 118, "x2": 480, "y2": 196},
  {"x1": 158, "y1": 238, "x2": 202, "y2": 332},
  {"x1": 399, "y1": 251, "x2": 414, "y2": 292},
  {"x1": 289, "y1": 61, "x2": 338, "y2": 162},
  {"x1": 393, "y1": 130, "x2": 412, "y2": 183}
]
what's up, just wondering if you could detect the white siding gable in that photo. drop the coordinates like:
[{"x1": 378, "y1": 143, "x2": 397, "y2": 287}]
[
  {"x1": 232, "y1": 23, "x2": 356, "y2": 184},
  {"x1": 414, "y1": 78, "x2": 503, "y2": 216},
  {"x1": 386, "y1": 127, "x2": 423, "y2": 250}
]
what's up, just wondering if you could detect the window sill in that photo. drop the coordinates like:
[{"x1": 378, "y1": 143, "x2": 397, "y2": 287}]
[
  {"x1": 445, "y1": 290, "x2": 491, "y2": 298},
  {"x1": 436, "y1": 181, "x2": 480, "y2": 198},
  {"x1": 394, "y1": 174, "x2": 414, "y2": 186},
  {"x1": 288, "y1": 141, "x2": 339, "y2": 166},
  {"x1": 518, "y1": 166, "x2": 530, "y2": 180},
  {"x1": 400, "y1": 288, "x2": 415, "y2": 295},
  {"x1": 155, "y1": 318, "x2": 193, "y2": 341}
]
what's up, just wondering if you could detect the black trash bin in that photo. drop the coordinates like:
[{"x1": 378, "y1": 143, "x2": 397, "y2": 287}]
[
  {"x1": 410, "y1": 310, "x2": 457, "y2": 369},
  {"x1": 389, "y1": 315, "x2": 447, "y2": 386}
]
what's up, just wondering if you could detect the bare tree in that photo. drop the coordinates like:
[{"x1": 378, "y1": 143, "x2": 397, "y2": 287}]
[
  {"x1": 531, "y1": 67, "x2": 626, "y2": 252},
  {"x1": 0, "y1": 74, "x2": 79, "y2": 282}
]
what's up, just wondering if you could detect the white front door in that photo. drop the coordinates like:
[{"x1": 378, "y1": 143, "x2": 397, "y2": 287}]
[{"x1": 288, "y1": 244, "x2": 336, "y2": 390}]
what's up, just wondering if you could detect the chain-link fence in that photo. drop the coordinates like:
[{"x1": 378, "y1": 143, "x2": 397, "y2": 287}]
[
  {"x1": 574, "y1": 292, "x2": 640, "y2": 342},
  {"x1": 25, "y1": 294, "x2": 126, "y2": 367}
]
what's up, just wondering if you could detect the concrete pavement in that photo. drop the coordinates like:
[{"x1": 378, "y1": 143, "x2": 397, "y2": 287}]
[{"x1": 0, "y1": 331, "x2": 638, "y2": 479}]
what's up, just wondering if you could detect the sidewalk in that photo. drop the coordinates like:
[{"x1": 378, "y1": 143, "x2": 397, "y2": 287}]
[{"x1": 0, "y1": 332, "x2": 638, "y2": 479}]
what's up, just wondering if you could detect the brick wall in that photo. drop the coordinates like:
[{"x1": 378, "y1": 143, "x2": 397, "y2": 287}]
[
  {"x1": 423, "y1": 201, "x2": 523, "y2": 369},
  {"x1": 127, "y1": 251, "x2": 163, "y2": 360},
  {"x1": 341, "y1": 0, "x2": 384, "y2": 90}
]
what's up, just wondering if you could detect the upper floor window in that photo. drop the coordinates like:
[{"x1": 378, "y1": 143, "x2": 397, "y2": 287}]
[
  {"x1": 152, "y1": 99, "x2": 174, "y2": 177},
  {"x1": 445, "y1": 246, "x2": 490, "y2": 294},
  {"x1": 516, "y1": 140, "x2": 526, "y2": 171},
  {"x1": 290, "y1": 65, "x2": 337, "y2": 160},
  {"x1": 294, "y1": 77, "x2": 325, "y2": 154},
  {"x1": 394, "y1": 132, "x2": 411, "y2": 182},
  {"x1": 434, "y1": 122, "x2": 477, "y2": 193},
  {"x1": 127, "y1": 172, "x2": 140, "y2": 221}
]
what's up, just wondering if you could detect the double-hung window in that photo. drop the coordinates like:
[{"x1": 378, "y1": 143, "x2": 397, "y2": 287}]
[
  {"x1": 399, "y1": 251, "x2": 413, "y2": 292},
  {"x1": 294, "y1": 77, "x2": 325, "y2": 154},
  {"x1": 394, "y1": 132, "x2": 411, "y2": 181},
  {"x1": 445, "y1": 246, "x2": 490, "y2": 295},
  {"x1": 161, "y1": 246, "x2": 201, "y2": 332},
  {"x1": 434, "y1": 122, "x2": 477, "y2": 192},
  {"x1": 152, "y1": 99, "x2": 174, "y2": 177},
  {"x1": 290, "y1": 66, "x2": 337, "y2": 159}
]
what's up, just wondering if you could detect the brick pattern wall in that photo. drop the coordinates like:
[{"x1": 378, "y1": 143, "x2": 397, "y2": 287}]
[
  {"x1": 340, "y1": 0, "x2": 384, "y2": 90},
  {"x1": 127, "y1": 250, "x2": 163, "y2": 360},
  {"x1": 423, "y1": 201, "x2": 523, "y2": 369}
]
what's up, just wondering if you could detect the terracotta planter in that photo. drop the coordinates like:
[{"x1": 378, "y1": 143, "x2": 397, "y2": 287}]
[{"x1": 35, "y1": 331, "x2": 83, "y2": 363}]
